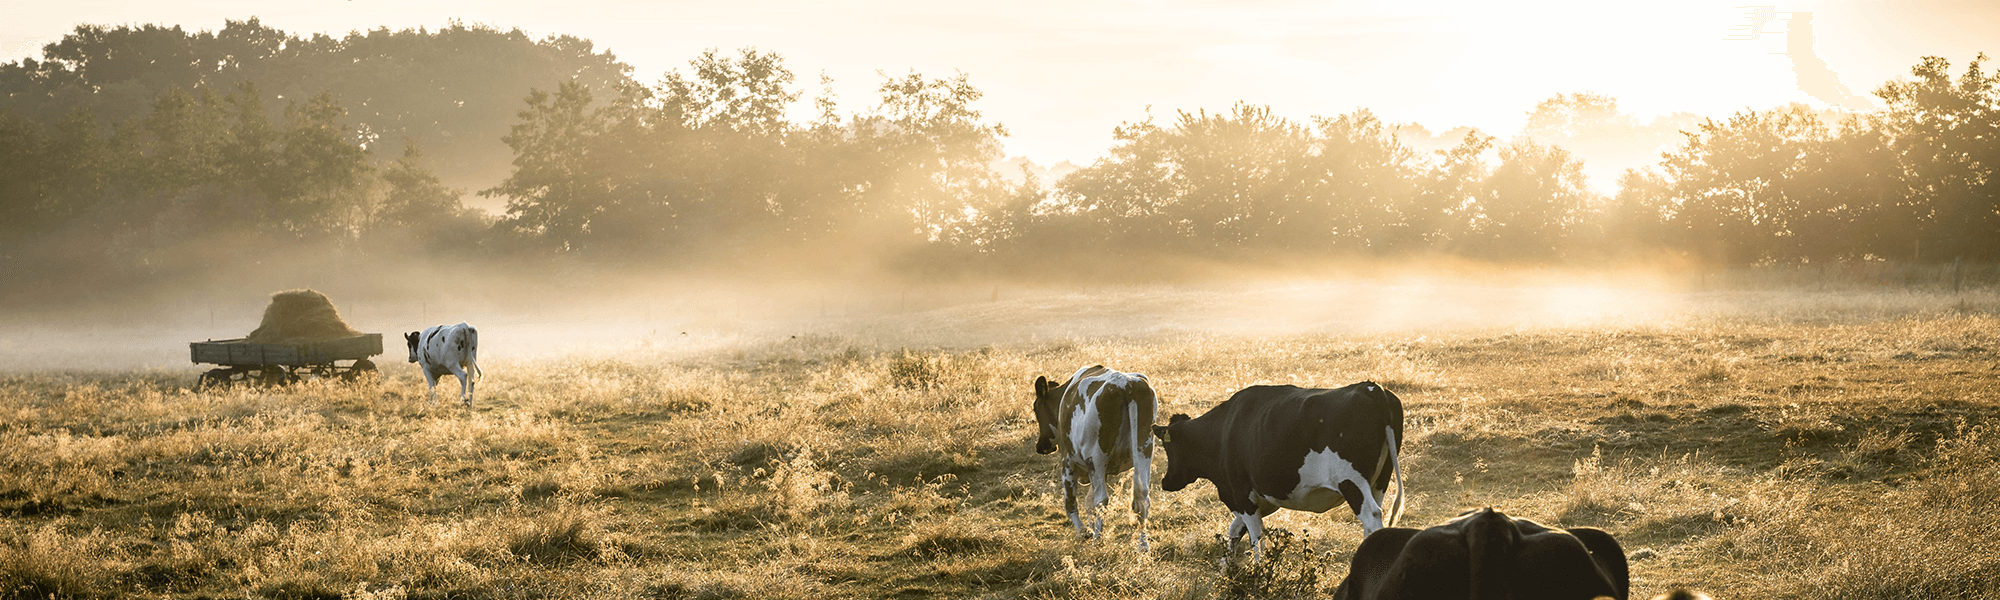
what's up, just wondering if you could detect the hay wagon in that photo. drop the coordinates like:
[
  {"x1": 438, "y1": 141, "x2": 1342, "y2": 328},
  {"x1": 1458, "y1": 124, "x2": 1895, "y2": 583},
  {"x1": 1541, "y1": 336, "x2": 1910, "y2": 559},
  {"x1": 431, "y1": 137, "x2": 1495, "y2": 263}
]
[{"x1": 190, "y1": 334, "x2": 383, "y2": 390}]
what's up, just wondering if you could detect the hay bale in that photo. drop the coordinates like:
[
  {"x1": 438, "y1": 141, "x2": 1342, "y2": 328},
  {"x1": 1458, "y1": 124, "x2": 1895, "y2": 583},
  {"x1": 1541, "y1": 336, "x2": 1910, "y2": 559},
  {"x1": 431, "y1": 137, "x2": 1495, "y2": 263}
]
[{"x1": 243, "y1": 289, "x2": 362, "y2": 343}]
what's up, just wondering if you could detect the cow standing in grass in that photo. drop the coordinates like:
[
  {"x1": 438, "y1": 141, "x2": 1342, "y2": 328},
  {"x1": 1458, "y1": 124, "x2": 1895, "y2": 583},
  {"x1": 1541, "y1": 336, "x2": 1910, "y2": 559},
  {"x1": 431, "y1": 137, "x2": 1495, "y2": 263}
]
[
  {"x1": 406, "y1": 322, "x2": 481, "y2": 407},
  {"x1": 1033, "y1": 365, "x2": 1159, "y2": 552},
  {"x1": 1153, "y1": 381, "x2": 1405, "y2": 558}
]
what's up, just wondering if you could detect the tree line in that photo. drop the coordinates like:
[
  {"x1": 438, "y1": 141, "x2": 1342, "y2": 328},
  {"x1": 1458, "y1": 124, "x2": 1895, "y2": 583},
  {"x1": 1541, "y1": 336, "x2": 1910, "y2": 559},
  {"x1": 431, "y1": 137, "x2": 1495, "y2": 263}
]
[{"x1": 2, "y1": 20, "x2": 1996, "y2": 298}]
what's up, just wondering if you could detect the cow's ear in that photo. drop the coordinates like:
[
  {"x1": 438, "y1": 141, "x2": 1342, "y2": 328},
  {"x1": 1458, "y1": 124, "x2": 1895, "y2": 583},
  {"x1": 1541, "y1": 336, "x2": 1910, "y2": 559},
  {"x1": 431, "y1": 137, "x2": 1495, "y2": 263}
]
[
  {"x1": 1152, "y1": 424, "x2": 1172, "y2": 443},
  {"x1": 1034, "y1": 376, "x2": 1049, "y2": 396}
]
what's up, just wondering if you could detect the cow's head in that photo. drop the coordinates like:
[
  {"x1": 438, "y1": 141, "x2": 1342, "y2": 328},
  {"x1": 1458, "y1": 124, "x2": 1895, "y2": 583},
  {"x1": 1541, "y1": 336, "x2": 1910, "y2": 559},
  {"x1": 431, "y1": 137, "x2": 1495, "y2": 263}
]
[
  {"x1": 404, "y1": 331, "x2": 420, "y2": 363},
  {"x1": 1032, "y1": 375, "x2": 1062, "y2": 454},
  {"x1": 1153, "y1": 413, "x2": 1196, "y2": 491}
]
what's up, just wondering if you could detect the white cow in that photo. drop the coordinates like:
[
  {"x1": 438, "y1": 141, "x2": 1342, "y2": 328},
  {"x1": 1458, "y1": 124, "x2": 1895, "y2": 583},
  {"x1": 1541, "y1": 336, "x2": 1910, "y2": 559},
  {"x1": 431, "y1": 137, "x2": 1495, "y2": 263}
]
[
  {"x1": 1032, "y1": 365, "x2": 1159, "y2": 553},
  {"x1": 405, "y1": 322, "x2": 481, "y2": 407}
]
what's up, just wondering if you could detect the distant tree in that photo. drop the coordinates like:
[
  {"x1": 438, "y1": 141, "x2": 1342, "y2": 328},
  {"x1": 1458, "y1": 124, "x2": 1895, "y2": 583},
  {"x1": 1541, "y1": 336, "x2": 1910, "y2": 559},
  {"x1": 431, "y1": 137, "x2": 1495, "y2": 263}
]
[
  {"x1": 485, "y1": 80, "x2": 614, "y2": 254},
  {"x1": 1402, "y1": 130, "x2": 1494, "y2": 250},
  {"x1": 0, "y1": 19, "x2": 635, "y2": 194},
  {"x1": 1787, "y1": 118, "x2": 1901, "y2": 262},
  {"x1": 1590, "y1": 167, "x2": 1676, "y2": 258},
  {"x1": 1522, "y1": 92, "x2": 1631, "y2": 140},
  {"x1": 1461, "y1": 139, "x2": 1594, "y2": 261},
  {"x1": 849, "y1": 71, "x2": 1011, "y2": 249},
  {"x1": 372, "y1": 140, "x2": 487, "y2": 251},
  {"x1": 1307, "y1": 109, "x2": 1422, "y2": 251},
  {"x1": 1660, "y1": 105, "x2": 1829, "y2": 265},
  {"x1": 0, "y1": 110, "x2": 51, "y2": 238},
  {"x1": 1873, "y1": 54, "x2": 2000, "y2": 261}
]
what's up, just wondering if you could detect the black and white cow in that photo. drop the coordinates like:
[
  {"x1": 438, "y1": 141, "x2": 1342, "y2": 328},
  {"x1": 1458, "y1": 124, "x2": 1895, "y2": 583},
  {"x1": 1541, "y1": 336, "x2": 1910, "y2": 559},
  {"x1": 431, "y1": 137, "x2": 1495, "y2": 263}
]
[
  {"x1": 405, "y1": 322, "x2": 481, "y2": 407},
  {"x1": 1332, "y1": 507, "x2": 1630, "y2": 600},
  {"x1": 1152, "y1": 381, "x2": 1404, "y2": 557},
  {"x1": 1033, "y1": 365, "x2": 1159, "y2": 552}
]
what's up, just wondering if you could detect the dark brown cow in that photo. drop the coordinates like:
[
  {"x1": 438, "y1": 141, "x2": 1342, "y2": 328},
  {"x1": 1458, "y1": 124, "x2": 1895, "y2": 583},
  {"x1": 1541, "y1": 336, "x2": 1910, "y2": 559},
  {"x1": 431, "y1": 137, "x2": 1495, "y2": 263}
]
[
  {"x1": 1152, "y1": 381, "x2": 1404, "y2": 557},
  {"x1": 1333, "y1": 508, "x2": 1630, "y2": 600}
]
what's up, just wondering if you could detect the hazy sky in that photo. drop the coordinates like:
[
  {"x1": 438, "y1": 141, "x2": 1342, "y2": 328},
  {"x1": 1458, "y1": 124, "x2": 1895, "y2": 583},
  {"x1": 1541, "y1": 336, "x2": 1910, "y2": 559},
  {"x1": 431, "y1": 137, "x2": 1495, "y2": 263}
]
[{"x1": 3, "y1": 0, "x2": 1996, "y2": 165}]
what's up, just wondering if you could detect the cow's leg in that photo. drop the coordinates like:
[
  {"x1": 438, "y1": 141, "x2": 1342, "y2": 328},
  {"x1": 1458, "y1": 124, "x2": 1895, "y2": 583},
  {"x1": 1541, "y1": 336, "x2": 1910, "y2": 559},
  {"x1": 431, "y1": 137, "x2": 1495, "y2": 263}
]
[
  {"x1": 1089, "y1": 454, "x2": 1111, "y2": 541},
  {"x1": 1339, "y1": 478, "x2": 1386, "y2": 534},
  {"x1": 423, "y1": 370, "x2": 440, "y2": 405},
  {"x1": 1225, "y1": 513, "x2": 1250, "y2": 554},
  {"x1": 1062, "y1": 467, "x2": 1088, "y2": 539},
  {"x1": 1239, "y1": 511, "x2": 1269, "y2": 561},
  {"x1": 448, "y1": 360, "x2": 470, "y2": 408},
  {"x1": 1128, "y1": 406, "x2": 1152, "y2": 554}
]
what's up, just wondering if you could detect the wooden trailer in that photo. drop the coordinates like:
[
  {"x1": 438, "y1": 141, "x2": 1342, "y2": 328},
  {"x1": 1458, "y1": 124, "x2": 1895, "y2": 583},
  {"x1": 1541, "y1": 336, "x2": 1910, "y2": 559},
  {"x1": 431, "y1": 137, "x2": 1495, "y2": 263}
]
[{"x1": 190, "y1": 333, "x2": 383, "y2": 390}]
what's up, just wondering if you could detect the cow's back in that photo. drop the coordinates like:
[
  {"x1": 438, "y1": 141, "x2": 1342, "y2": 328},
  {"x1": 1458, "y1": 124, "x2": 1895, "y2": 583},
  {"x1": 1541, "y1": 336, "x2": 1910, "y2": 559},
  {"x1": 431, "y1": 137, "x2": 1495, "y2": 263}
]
[
  {"x1": 1333, "y1": 509, "x2": 1629, "y2": 600},
  {"x1": 1208, "y1": 384, "x2": 1400, "y2": 488},
  {"x1": 1062, "y1": 367, "x2": 1157, "y2": 469}
]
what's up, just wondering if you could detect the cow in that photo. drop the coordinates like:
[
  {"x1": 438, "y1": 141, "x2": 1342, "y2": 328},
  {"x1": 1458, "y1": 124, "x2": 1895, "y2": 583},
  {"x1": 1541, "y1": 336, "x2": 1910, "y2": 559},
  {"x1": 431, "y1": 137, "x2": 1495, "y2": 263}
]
[
  {"x1": 1032, "y1": 365, "x2": 1159, "y2": 552},
  {"x1": 1332, "y1": 507, "x2": 1630, "y2": 600},
  {"x1": 405, "y1": 322, "x2": 481, "y2": 407},
  {"x1": 1151, "y1": 381, "x2": 1404, "y2": 558}
]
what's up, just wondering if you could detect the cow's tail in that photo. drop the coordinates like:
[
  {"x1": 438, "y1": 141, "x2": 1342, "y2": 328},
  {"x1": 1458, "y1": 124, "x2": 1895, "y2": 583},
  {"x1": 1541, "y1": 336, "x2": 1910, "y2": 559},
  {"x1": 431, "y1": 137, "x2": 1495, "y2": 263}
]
[
  {"x1": 463, "y1": 325, "x2": 483, "y2": 382},
  {"x1": 1383, "y1": 425, "x2": 1404, "y2": 528}
]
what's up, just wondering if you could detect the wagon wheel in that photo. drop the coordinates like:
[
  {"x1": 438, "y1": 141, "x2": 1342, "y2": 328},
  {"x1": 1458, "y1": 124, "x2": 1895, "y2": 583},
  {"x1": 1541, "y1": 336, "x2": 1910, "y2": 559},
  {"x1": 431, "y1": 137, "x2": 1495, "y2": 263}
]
[
  {"x1": 338, "y1": 359, "x2": 378, "y2": 383},
  {"x1": 195, "y1": 368, "x2": 236, "y2": 392},
  {"x1": 257, "y1": 366, "x2": 300, "y2": 387}
]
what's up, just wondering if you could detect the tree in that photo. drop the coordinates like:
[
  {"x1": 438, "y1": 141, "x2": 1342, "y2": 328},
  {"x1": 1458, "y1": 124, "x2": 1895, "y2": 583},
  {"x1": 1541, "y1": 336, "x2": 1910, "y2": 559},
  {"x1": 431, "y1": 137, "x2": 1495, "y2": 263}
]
[
  {"x1": 1402, "y1": 130, "x2": 1494, "y2": 251},
  {"x1": 849, "y1": 71, "x2": 1011, "y2": 249},
  {"x1": 1591, "y1": 168, "x2": 1675, "y2": 259},
  {"x1": 1305, "y1": 110, "x2": 1422, "y2": 251},
  {"x1": 1462, "y1": 139, "x2": 1595, "y2": 261},
  {"x1": 373, "y1": 140, "x2": 486, "y2": 250},
  {"x1": 485, "y1": 80, "x2": 614, "y2": 254},
  {"x1": 1873, "y1": 54, "x2": 2000, "y2": 261},
  {"x1": 1659, "y1": 105, "x2": 1829, "y2": 265}
]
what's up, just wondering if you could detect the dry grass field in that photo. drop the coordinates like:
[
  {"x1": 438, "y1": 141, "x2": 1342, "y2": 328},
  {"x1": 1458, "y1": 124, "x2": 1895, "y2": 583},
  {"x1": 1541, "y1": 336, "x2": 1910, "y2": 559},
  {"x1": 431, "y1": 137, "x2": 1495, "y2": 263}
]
[{"x1": 3, "y1": 283, "x2": 1998, "y2": 600}]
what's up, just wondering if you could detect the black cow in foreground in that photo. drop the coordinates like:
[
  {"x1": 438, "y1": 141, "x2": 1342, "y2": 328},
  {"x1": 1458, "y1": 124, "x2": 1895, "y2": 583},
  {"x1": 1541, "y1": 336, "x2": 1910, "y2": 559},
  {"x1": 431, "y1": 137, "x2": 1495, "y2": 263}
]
[
  {"x1": 1152, "y1": 382, "x2": 1404, "y2": 557},
  {"x1": 1332, "y1": 507, "x2": 1630, "y2": 600}
]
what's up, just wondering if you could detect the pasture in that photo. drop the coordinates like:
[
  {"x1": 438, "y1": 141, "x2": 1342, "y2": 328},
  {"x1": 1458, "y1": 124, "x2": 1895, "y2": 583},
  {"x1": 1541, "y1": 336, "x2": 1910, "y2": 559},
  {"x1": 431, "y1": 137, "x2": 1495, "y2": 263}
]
[{"x1": 2, "y1": 283, "x2": 1998, "y2": 599}]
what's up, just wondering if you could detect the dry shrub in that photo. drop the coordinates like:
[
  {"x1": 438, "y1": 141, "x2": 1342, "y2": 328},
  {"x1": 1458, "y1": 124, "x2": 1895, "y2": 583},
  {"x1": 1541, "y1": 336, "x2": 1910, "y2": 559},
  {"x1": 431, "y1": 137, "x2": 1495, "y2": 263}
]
[
  {"x1": 0, "y1": 518, "x2": 121, "y2": 600},
  {"x1": 1696, "y1": 421, "x2": 2000, "y2": 599},
  {"x1": 509, "y1": 504, "x2": 603, "y2": 565},
  {"x1": 759, "y1": 448, "x2": 846, "y2": 522},
  {"x1": 1685, "y1": 357, "x2": 1734, "y2": 385},
  {"x1": 888, "y1": 349, "x2": 949, "y2": 390},
  {"x1": 244, "y1": 289, "x2": 362, "y2": 343},
  {"x1": 1216, "y1": 528, "x2": 1333, "y2": 600},
  {"x1": 1028, "y1": 540, "x2": 1209, "y2": 600},
  {"x1": 241, "y1": 524, "x2": 382, "y2": 597}
]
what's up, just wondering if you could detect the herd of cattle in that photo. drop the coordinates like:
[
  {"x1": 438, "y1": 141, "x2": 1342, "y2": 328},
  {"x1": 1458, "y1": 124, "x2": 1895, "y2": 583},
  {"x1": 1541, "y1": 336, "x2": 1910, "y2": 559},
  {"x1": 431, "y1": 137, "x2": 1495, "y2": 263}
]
[
  {"x1": 397, "y1": 324, "x2": 1704, "y2": 599},
  {"x1": 1032, "y1": 364, "x2": 1709, "y2": 600}
]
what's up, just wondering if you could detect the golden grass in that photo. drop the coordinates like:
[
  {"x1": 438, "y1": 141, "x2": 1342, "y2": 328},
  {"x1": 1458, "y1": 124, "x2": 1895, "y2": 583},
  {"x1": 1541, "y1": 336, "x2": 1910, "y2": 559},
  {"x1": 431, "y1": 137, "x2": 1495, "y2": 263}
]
[{"x1": 1, "y1": 291, "x2": 1996, "y2": 599}]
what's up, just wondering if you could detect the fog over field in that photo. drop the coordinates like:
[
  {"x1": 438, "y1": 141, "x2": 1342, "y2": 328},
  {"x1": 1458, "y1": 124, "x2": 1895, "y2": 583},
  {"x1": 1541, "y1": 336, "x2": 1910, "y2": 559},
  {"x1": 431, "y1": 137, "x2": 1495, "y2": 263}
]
[{"x1": 5, "y1": 263, "x2": 1990, "y2": 375}]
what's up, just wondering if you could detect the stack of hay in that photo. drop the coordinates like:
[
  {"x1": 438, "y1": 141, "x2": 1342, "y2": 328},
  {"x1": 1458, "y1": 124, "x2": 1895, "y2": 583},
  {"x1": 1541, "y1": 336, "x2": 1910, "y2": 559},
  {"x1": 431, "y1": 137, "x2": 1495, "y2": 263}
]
[{"x1": 243, "y1": 289, "x2": 363, "y2": 343}]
